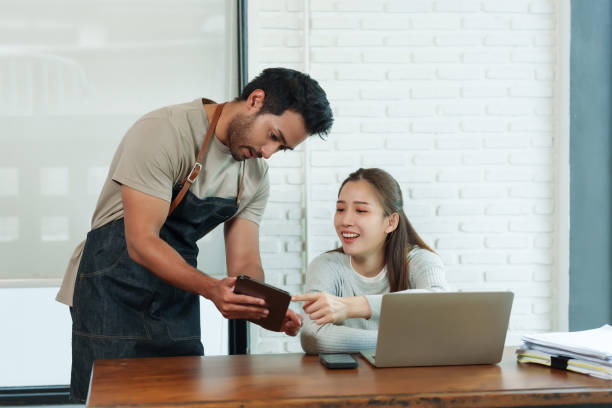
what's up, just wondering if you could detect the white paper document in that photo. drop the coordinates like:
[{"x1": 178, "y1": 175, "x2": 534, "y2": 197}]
[
  {"x1": 517, "y1": 348, "x2": 612, "y2": 380},
  {"x1": 522, "y1": 325, "x2": 612, "y2": 361}
]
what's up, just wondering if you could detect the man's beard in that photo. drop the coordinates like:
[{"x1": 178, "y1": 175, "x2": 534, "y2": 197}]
[{"x1": 226, "y1": 112, "x2": 256, "y2": 161}]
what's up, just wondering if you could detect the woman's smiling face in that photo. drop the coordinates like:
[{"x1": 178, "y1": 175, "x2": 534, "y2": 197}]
[{"x1": 334, "y1": 180, "x2": 395, "y2": 258}]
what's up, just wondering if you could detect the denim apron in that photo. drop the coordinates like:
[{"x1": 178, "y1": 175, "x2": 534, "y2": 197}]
[{"x1": 70, "y1": 103, "x2": 244, "y2": 402}]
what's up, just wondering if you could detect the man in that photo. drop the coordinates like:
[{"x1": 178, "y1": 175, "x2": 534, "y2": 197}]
[{"x1": 56, "y1": 67, "x2": 333, "y2": 402}]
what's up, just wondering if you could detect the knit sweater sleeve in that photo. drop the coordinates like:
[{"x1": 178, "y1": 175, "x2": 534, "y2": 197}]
[
  {"x1": 299, "y1": 253, "x2": 378, "y2": 354},
  {"x1": 364, "y1": 247, "x2": 450, "y2": 321},
  {"x1": 300, "y1": 318, "x2": 378, "y2": 354}
]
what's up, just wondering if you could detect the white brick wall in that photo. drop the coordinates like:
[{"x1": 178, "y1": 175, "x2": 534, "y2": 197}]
[{"x1": 249, "y1": 0, "x2": 562, "y2": 353}]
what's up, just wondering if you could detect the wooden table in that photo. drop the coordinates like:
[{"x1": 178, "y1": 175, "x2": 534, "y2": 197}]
[{"x1": 87, "y1": 348, "x2": 612, "y2": 407}]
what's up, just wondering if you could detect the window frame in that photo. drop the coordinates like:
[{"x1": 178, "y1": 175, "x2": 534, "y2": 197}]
[{"x1": 0, "y1": 0, "x2": 248, "y2": 404}]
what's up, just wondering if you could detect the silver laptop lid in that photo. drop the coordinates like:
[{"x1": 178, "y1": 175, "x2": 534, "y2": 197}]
[{"x1": 372, "y1": 291, "x2": 513, "y2": 367}]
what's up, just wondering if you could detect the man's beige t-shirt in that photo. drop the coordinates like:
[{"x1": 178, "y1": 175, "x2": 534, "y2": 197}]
[{"x1": 56, "y1": 99, "x2": 270, "y2": 306}]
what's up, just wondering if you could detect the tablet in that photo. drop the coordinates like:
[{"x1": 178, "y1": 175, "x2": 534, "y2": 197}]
[{"x1": 233, "y1": 275, "x2": 291, "y2": 332}]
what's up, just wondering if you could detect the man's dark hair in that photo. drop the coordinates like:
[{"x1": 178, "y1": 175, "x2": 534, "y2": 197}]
[{"x1": 238, "y1": 67, "x2": 333, "y2": 137}]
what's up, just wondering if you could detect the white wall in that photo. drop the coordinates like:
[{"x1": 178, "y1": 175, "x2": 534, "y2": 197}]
[
  {"x1": 0, "y1": 287, "x2": 227, "y2": 386},
  {"x1": 248, "y1": 0, "x2": 565, "y2": 353}
]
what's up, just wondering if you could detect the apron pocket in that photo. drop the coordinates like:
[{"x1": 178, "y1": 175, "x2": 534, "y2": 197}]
[
  {"x1": 153, "y1": 255, "x2": 202, "y2": 341},
  {"x1": 164, "y1": 289, "x2": 201, "y2": 341},
  {"x1": 75, "y1": 250, "x2": 152, "y2": 340}
]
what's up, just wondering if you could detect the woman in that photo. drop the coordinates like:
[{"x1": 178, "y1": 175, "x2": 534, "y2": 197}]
[{"x1": 293, "y1": 168, "x2": 449, "y2": 354}]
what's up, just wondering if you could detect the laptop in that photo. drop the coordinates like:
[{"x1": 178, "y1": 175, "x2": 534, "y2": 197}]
[{"x1": 360, "y1": 291, "x2": 513, "y2": 367}]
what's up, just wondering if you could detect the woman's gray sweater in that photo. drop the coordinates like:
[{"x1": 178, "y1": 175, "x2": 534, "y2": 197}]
[{"x1": 300, "y1": 247, "x2": 449, "y2": 354}]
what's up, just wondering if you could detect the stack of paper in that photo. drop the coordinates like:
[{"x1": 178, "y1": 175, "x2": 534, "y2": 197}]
[{"x1": 517, "y1": 324, "x2": 612, "y2": 380}]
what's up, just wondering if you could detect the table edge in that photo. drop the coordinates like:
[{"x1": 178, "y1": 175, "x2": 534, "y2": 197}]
[{"x1": 88, "y1": 387, "x2": 612, "y2": 408}]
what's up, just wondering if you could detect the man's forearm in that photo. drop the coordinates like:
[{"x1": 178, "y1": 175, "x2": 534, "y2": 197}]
[
  {"x1": 126, "y1": 235, "x2": 217, "y2": 298},
  {"x1": 227, "y1": 262, "x2": 265, "y2": 281}
]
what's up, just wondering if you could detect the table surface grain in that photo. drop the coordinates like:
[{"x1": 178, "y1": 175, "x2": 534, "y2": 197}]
[{"x1": 87, "y1": 348, "x2": 612, "y2": 407}]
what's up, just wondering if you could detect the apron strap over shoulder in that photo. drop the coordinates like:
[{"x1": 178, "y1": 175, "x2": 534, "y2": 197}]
[
  {"x1": 236, "y1": 161, "x2": 246, "y2": 206},
  {"x1": 168, "y1": 102, "x2": 225, "y2": 216}
]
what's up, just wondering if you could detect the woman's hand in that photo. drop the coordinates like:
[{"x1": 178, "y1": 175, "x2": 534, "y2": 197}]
[
  {"x1": 293, "y1": 292, "x2": 370, "y2": 325},
  {"x1": 279, "y1": 308, "x2": 303, "y2": 336}
]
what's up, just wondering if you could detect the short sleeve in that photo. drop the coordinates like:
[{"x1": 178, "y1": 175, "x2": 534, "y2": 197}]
[
  {"x1": 234, "y1": 166, "x2": 270, "y2": 226},
  {"x1": 111, "y1": 117, "x2": 185, "y2": 202}
]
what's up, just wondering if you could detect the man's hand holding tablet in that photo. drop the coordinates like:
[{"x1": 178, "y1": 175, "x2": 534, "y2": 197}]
[{"x1": 233, "y1": 275, "x2": 302, "y2": 336}]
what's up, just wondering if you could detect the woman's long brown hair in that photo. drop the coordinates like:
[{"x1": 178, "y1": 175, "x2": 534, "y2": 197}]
[{"x1": 331, "y1": 168, "x2": 435, "y2": 292}]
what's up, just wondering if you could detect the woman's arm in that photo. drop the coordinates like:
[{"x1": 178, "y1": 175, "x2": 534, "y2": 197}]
[
  {"x1": 300, "y1": 314, "x2": 377, "y2": 354},
  {"x1": 292, "y1": 291, "x2": 371, "y2": 325},
  {"x1": 296, "y1": 253, "x2": 377, "y2": 354}
]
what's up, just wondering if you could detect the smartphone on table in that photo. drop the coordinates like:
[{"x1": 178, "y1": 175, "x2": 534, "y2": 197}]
[{"x1": 319, "y1": 353, "x2": 359, "y2": 369}]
